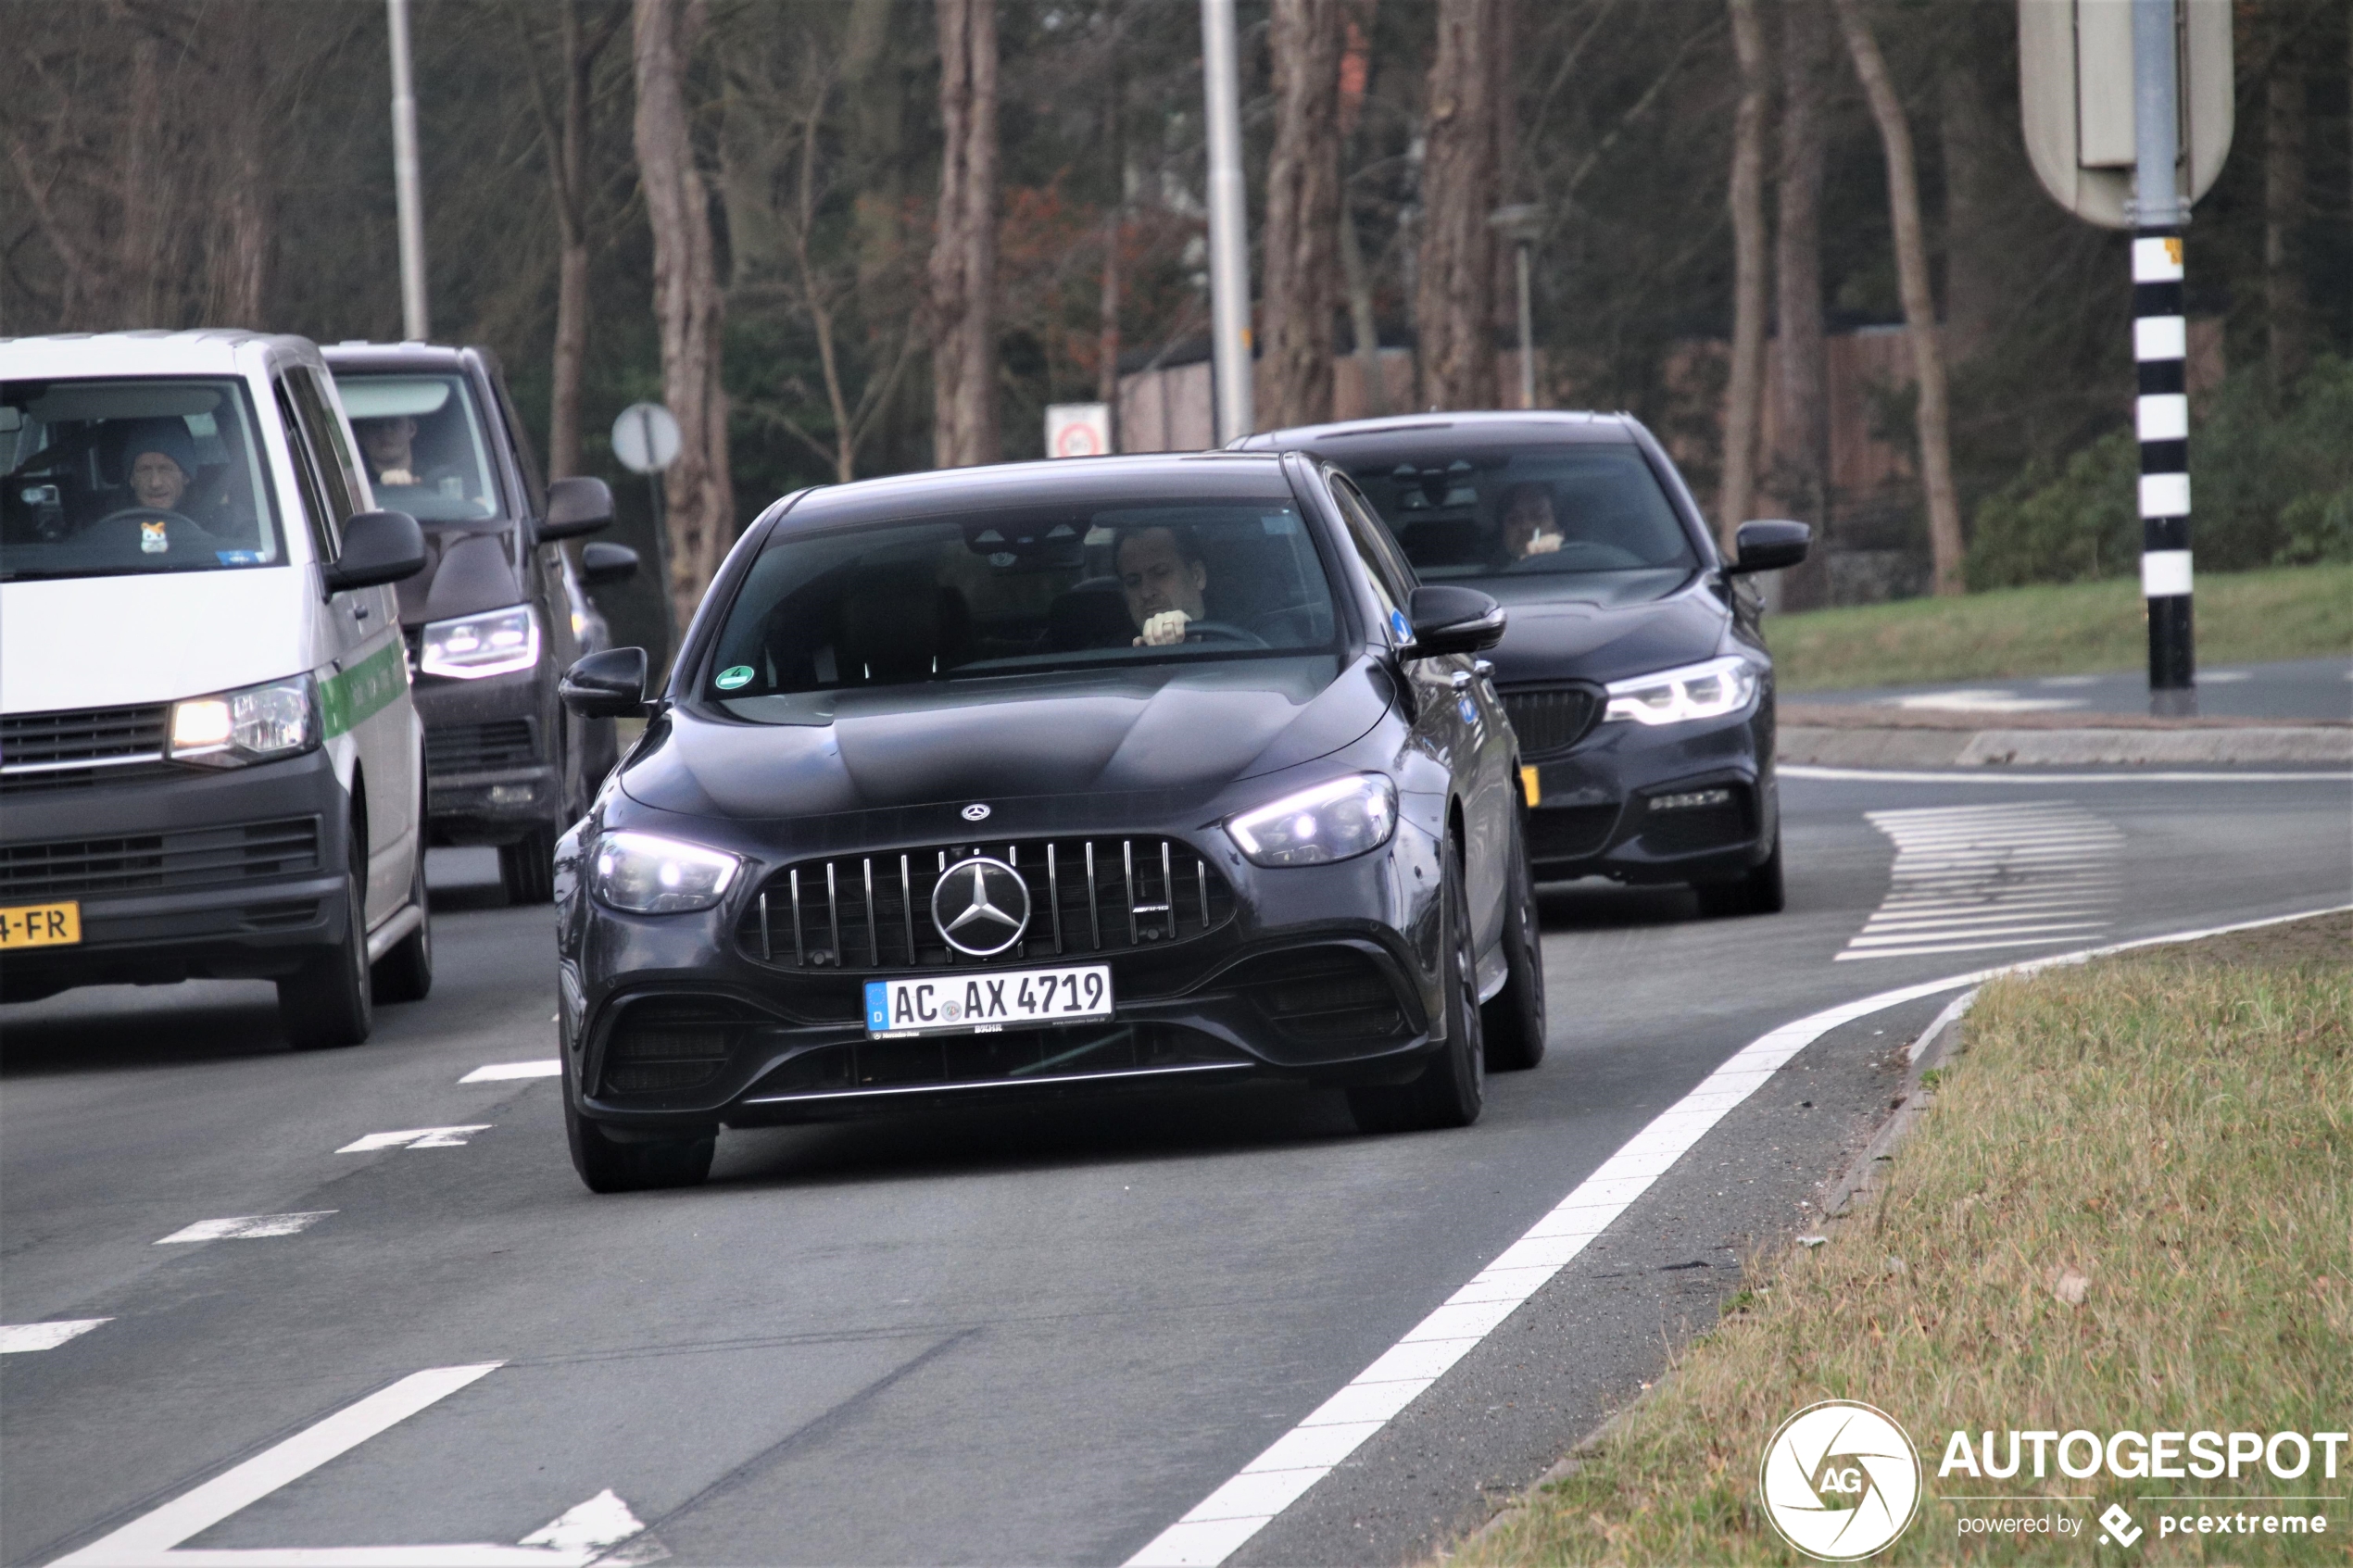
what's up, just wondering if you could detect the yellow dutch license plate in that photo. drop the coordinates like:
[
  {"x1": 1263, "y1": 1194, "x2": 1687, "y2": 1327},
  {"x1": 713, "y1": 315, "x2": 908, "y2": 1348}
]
[{"x1": 0, "y1": 901, "x2": 81, "y2": 949}]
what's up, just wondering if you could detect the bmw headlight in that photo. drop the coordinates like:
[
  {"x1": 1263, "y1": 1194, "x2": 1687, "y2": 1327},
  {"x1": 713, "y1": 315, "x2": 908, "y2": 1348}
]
[
  {"x1": 591, "y1": 831, "x2": 741, "y2": 914},
  {"x1": 420, "y1": 605, "x2": 539, "y2": 680},
  {"x1": 1603, "y1": 655, "x2": 1759, "y2": 726},
  {"x1": 1226, "y1": 773, "x2": 1398, "y2": 867},
  {"x1": 169, "y1": 675, "x2": 319, "y2": 768}
]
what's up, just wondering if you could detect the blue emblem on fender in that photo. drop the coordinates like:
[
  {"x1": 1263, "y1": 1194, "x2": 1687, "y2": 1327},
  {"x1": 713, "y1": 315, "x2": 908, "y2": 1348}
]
[
  {"x1": 1459, "y1": 696, "x2": 1479, "y2": 724},
  {"x1": 864, "y1": 982, "x2": 889, "y2": 1030},
  {"x1": 1390, "y1": 608, "x2": 1411, "y2": 645}
]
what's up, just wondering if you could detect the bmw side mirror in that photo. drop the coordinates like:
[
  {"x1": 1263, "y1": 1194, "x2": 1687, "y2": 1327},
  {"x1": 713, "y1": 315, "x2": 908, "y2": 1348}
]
[
  {"x1": 579, "y1": 540, "x2": 639, "y2": 586},
  {"x1": 560, "y1": 646, "x2": 649, "y2": 718},
  {"x1": 1403, "y1": 584, "x2": 1506, "y2": 659},
  {"x1": 1730, "y1": 519, "x2": 1810, "y2": 575},
  {"x1": 323, "y1": 508, "x2": 427, "y2": 593},
  {"x1": 539, "y1": 476, "x2": 616, "y2": 540}
]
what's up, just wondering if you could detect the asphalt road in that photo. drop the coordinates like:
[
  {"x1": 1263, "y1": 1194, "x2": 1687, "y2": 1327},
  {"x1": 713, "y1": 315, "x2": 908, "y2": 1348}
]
[
  {"x1": 5, "y1": 767, "x2": 2347, "y2": 1568},
  {"x1": 1798, "y1": 654, "x2": 2353, "y2": 721}
]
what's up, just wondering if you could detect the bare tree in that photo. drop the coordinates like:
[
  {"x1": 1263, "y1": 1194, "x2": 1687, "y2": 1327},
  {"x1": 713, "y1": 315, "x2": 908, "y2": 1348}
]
[
  {"x1": 1717, "y1": 0, "x2": 1768, "y2": 549},
  {"x1": 1098, "y1": 6, "x2": 1125, "y2": 439},
  {"x1": 1772, "y1": 0, "x2": 1831, "y2": 599},
  {"x1": 1833, "y1": 0, "x2": 1963, "y2": 596},
  {"x1": 632, "y1": 0, "x2": 736, "y2": 630},
  {"x1": 1937, "y1": 31, "x2": 2001, "y2": 366},
  {"x1": 1414, "y1": 0, "x2": 1500, "y2": 409},
  {"x1": 930, "y1": 0, "x2": 1000, "y2": 467},
  {"x1": 1338, "y1": 7, "x2": 1386, "y2": 416},
  {"x1": 2264, "y1": 9, "x2": 2309, "y2": 392},
  {"x1": 1263, "y1": 0, "x2": 1346, "y2": 428}
]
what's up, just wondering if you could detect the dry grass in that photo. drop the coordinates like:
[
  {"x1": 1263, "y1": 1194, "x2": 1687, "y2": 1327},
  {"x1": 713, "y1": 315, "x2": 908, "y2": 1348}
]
[
  {"x1": 1463, "y1": 915, "x2": 2353, "y2": 1564},
  {"x1": 1768, "y1": 565, "x2": 2353, "y2": 693}
]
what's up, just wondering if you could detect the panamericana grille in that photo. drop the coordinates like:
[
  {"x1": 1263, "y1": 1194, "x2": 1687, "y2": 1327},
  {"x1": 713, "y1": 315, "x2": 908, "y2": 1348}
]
[
  {"x1": 1498, "y1": 685, "x2": 1603, "y2": 759},
  {"x1": 739, "y1": 836, "x2": 1236, "y2": 972},
  {"x1": 0, "y1": 818, "x2": 321, "y2": 901},
  {"x1": 2, "y1": 704, "x2": 174, "y2": 794},
  {"x1": 424, "y1": 719, "x2": 536, "y2": 774}
]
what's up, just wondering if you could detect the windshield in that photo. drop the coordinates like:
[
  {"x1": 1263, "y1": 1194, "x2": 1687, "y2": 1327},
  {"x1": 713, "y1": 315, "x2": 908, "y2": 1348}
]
[
  {"x1": 706, "y1": 499, "x2": 1340, "y2": 703},
  {"x1": 0, "y1": 377, "x2": 287, "y2": 583},
  {"x1": 333, "y1": 370, "x2": 503, "y2": 523},
  {"x1": 1348, "y1": 445, "x2": 1699, "y2": 605}
]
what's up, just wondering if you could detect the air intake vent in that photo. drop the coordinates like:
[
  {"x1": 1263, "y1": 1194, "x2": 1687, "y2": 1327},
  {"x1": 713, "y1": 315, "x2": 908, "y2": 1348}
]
[
  {"x1": 1229, "y1": 947, "x2": 1406, "y2": 1042},
  {"x1": 600, "y1": 998, "x2": 748, "y2": 1096},
  {"x1": 1498, "y1": 685, "x2": 1602, "y2": 759},
  {"x1": 0, "y1": 818, "x2": 321, "y2": 902},
  {"x1": 2, "y1": 704, "x2": 173, "y2": 793},
  {"x1": 425, "y1": 719, "x2": 537, "y2": 774}
]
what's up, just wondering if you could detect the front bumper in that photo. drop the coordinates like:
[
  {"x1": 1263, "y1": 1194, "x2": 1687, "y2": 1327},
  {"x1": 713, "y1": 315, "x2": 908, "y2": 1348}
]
[
  {"x1": 0, "y1": 749, "x2": 352, "y2": 1001},
  {"x1": 1521, "y1": 699, "x2": 1776, "y2": 884},
  {"x1": 412, "y1": 664, "x2": 558, "y2": 846}
]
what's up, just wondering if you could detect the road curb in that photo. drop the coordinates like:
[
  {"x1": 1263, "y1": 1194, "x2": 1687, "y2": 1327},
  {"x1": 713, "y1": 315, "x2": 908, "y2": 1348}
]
[{"x1": 1780, "y1": 723, "x2": 2353, "y2": 768}]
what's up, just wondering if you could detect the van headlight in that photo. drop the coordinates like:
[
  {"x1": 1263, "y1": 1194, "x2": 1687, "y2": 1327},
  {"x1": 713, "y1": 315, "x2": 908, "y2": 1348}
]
[
  {"x1": 1226, "y1": 773, "x2": 1398, "y2": 867},
  {"x1": 1602, "y1": 655, "x2": 1759, "y2": 726},
  {"x1": 420, "y1": 605, "x2": 539, "y2": 680},
  {"x1": 169, "y1": 675, "x2": 319, "y2": 768},
  {"x1": 591, "y1": 831, "x2": 741, "y2": 914}
]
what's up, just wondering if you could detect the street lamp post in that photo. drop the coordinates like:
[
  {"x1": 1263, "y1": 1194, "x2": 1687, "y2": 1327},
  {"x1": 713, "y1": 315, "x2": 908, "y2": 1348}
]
[
  {"x1": 1199, "y1": 0, "x2": 1253, "y2": 445},
  {"x1": 387, "y1": 0, "x2": 429, "y2": 342},
  {"x1": 1489, "y1": 205, "x2": 1544, "y2": 410}
]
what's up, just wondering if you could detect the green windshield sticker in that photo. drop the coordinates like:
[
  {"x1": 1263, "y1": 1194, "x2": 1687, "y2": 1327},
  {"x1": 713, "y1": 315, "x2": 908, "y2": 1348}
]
[
  {"x1": 319, "y1": 641, "x2": 409, "y2": 738},
  {"x1": 715, "y1": 665, "x2": 754, "y2": 691}
]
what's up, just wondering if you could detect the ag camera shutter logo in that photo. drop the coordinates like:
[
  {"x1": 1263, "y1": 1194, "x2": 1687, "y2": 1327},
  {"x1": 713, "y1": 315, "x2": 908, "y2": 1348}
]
[{"x1": 1760, "y1": 1401, "x2": 1923, "y2": 1560}]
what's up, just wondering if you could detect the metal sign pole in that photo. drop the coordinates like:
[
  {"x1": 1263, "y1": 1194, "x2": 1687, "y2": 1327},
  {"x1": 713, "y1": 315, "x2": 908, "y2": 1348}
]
[
  {"x1": 2132, "y1": 0, "x2": 2194, "y2": 715},
  {"x1": 639, "y1": 407, "x2": 675, "y2": 646},
  {"x1": 386, "y1": 0, "x2": 430, "y2": 342}
]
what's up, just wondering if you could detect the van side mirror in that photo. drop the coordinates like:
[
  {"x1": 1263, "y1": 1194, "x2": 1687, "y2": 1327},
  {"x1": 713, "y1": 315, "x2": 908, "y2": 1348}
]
[
  {"x1": 1730, "y1": 519, "x2": 1811, "y2": 574},
  {"x1": 1403, "y1": 584, "x2": 1506, "y2": 658},
  {"x1": 560, "y1": 646, "x2": 649, "y2": 718},
  {"x1": 323, "y1": 509, "x2": 427, "y2": 592},
  {"x1": 540, "y1": 476, "x2": 615, "y2": 540},
  {"x1": 579, "y1": 541, "x2": 639, "y2": 586}
]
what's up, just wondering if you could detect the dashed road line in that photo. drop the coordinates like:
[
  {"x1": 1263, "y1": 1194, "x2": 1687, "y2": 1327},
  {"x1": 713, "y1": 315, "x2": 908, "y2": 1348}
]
[
  {"x1": 1783, "y1": 765, "x2": 2350, "y2": 784},
  {"x1": 459, "y1": 1061, "x2": 561, "y2": 1084},
  {"x1": 2, "y1": 1320, "x2": 111, "y2": 1354},
  {"x1": 335, "y1": 1126, "x2": 493, "y2": 1154},
  {"x1": 1837, "y1": 802, "x2": 2122, "y2": 960},
  {"x1": 155, "y1": 1213, "x2": 335, "y2": 1246}
]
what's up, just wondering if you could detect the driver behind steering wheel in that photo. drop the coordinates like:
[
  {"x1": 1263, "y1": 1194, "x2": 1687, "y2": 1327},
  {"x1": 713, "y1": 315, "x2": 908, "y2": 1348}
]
[
  {"x1": 122, "y1": 420, "x2": 199, "y2": 521},
  {"x1": 1116, "y1": 524, "x2": 1211, "y2": 647}
]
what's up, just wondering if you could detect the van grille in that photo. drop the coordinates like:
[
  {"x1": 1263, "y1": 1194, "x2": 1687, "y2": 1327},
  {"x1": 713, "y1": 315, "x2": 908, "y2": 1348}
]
[
  {"x1": 0, "y1": 818, "x2": 321, "y2": 901},
  {"x1": 424, "y1": 719, "x2": 537, "y2": 774},
  {"x1": 1, "y1": 704, "x2": 174, "y2": 794}
]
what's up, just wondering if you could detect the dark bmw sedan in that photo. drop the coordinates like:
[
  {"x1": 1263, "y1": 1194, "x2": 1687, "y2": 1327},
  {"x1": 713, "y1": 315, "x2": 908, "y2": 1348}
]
[
  {"x1": 550, "y1": 452, "x2": 1544, "y2": 1191},
  {"x1": 1237, "y1": 413, "x2": 1807, "y2": 917}
]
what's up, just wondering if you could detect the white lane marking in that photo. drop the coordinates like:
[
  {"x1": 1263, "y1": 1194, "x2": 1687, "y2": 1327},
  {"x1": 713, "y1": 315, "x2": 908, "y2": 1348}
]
[
  {"x1": 1888, "y1": 690, "x2": 2086, "y2": 713},
  {"x1": 1122, "y1": 902, "x2": 2352, "y2": 1568},
  {"x1": 156, "y1": 1214, "x2": 335, "y2": 1246},
  {"x1": 47, "y1": 1364, "x2": 648, "y2": 1568},
  {"x1": 335, "y1": 1127, "x2": 493, "y2": 1154},
  {"x1": 1783, "y1": 765, "x2": 2352, "y2": 784},
  {"x1": 2, "y1": 1319, "x2": 111, "y2": 1354},
  {"x1": 1837, "y1": 803, "x2": 2122, "y2": 962},
  {"x1": 459, "y1": 1061, "x2": 561, "y2": 1084}
]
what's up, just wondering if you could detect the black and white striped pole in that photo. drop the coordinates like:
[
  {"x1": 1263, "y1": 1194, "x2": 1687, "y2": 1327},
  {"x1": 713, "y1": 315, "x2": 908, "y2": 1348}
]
[{"x1": 2132, "y1": 0, "x2": 2194, "y2": 715}]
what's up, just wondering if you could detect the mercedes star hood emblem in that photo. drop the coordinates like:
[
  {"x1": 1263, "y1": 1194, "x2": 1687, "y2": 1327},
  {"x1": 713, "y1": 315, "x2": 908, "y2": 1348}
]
[{"x1": 931, "y1": 856, "x2": 1031, "y2": 957}]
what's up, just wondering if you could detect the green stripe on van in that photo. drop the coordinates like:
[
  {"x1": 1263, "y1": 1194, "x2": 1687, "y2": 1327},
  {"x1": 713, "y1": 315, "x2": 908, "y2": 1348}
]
[{"x1": 319, "y1": 641, "x2": 408, "y2": 738}]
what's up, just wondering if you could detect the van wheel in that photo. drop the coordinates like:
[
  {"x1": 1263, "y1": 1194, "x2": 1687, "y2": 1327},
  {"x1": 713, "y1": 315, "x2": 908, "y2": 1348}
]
[
  {"x1": 500, "y1": 823, "x2": 558, "y2": 905},
  {"x1": 1348, "y1": 840, "x2": 1485, "y2": 1133},
  {"x1": 280, "y1": 835, "x2": 373, "y2": 1049},
  {"x1": 1481, "y1": 821, "x2": 1546, "y2": 1072},
  {"x1": 372, "y1": 851, "x2": 433, "y2": 1003},
  {"x1": 565, "y1": 1096, "x2": 715, "y2": 1193}
]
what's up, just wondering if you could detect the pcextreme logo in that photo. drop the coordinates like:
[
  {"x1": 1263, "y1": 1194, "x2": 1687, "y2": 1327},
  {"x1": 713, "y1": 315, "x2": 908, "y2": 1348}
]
[{"x1": 1760, "y1": 1400, "x2": 1924, "y2": 1561}]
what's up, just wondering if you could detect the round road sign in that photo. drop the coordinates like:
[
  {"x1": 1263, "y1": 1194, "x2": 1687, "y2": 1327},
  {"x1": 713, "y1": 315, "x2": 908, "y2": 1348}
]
[{"x1": 610, "y1": 402, "x2": 682, "y2": 474}]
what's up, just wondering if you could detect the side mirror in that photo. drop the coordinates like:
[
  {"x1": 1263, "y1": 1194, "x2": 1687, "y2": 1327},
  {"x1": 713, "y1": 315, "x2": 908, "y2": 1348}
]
[
  {"x1": 1729, "y1": 519, "x2": 1811, "y2": 575},
  {"x1": 560, "y1": 646, "x2": 649, "y2": 718},
  {"x1": 1403, "y1": 583, "x2": 1506, "y2": 659},
  {"x1": 579, "y1": 540, "x2": 639, "y2": 586},
  {"x1": 323, "y1": 509, "x2": 427, "y2": 593},
  {"x1": 539, "y1": 476, "x2": 615, "y2": 540}
]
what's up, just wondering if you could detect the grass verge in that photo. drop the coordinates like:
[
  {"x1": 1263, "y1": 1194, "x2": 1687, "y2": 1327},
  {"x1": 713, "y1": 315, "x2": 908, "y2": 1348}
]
[
  {"x1": 1769, "y1": 564, "x2": 2352, "y2": 692},
  {"x1": 1463, "y1": 913, "x2": 2353, "y2": 1564}
]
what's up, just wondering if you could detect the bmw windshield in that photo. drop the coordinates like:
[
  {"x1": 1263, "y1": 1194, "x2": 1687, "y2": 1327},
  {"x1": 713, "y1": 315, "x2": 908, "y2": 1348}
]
[{"x1": 704, "y1": 499, "x2": 1342, "y2": 711}]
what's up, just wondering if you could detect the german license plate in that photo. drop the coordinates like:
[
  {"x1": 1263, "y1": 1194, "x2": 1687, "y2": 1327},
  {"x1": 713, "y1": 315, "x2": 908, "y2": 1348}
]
[
  {"x1": 864, "y1": 964, "x2": 1113, "y2": 1038},
  {"x1": 0, "y1": 900, "x2": 80, "y2": 949}
]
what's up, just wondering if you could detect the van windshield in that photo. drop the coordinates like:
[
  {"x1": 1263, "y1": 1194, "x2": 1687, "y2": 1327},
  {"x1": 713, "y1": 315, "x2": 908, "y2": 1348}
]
[
  {"x1": 333, "y1": 371, "x2": 504, "y2": 523},
  {"x1": 0, "y1": 378, "x2": 287, "y2": 582}
]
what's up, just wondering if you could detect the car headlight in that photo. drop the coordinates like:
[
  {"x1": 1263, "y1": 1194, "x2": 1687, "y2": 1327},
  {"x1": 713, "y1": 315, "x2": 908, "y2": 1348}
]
[
  {"x1": 420, "y1": 605, "x2": 539, "y2": 680},
  {"x1": 591, "y1": 831, "x2": 741, "y2": 914},
  {"x1": 1226, "y1": 773, "x2": 1398, "y2": 867},
  {"x1": 1603, "y1": 655, "x2": 1759, "y2": 726},
  {"x1": 169, "y1": 675, "x2": 319, "y2": 768}
]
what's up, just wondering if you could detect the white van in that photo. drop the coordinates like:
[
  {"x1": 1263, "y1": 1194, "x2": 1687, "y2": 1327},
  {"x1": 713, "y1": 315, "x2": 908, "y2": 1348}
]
[{"x1": 1, "y1": 331, "x2": 434, "y2": 1048}]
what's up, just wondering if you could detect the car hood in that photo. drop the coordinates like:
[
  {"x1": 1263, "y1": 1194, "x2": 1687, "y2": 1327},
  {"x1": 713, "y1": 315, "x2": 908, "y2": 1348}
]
[
  {"x1": 1, "y1": 567, "x2": 316, "y2": 712},
  {"x1": 619, "y1": 654, "x2": 1394, "y2": 820},
  {"x1": 395, "y1": 522, "x2": 523, "y2": 628},
  {"x1": 1480, "y1": 587, "x2": 1730, "y2": 687}
]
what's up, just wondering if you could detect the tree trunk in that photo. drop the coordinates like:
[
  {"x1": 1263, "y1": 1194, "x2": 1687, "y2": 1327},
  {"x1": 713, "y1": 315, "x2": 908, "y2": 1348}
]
[
  {"x1": 1718, "y1": 0, "x2": 1769, "y2": 551},
  {"x1": 1772, "y1": 0, "x2": 1831, "y2": 605},
  {"x1": 1339, "y1": 201, "x2": 1387, "y2": 416},
  {"x1": 1413, "y1": 0, "x2": 1500, "y2": 410},
  {"x1": 1833, "y1": 0, "x2": 1964, "y2": 596},
  {"x1": 119, "y1": 24, "x2": 167, "y2": 327},
  {"x1": 930, "y1": 0, "x2": 1000, "y2": 468},
  {"x1": 208, "y1": 2, "x2": 271, "y2": 328},
  {"x1": 547, "y1": 1, "x2": 598, "y2": 480},
  {"x1": 2264, "y1": 29, "x2": 2308, "y2": 393},
  {"x1": 1263, "y1": 0, "x2": 1345, "y2": 429},
  {"x1": 1937, "y1": 36, "x2": 2001, "y2": 366},
  {"x1": 633, "y1": 0, "x2": 736, "y2": 634},
  {"x1": 1098, "y1": 10, "x2": 1124, "y2": 443}
]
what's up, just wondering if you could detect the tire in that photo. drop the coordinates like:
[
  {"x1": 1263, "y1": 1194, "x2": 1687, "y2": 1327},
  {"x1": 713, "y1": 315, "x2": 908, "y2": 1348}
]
[
  {"x1": 565, "y1": 1094, "x2": 715, "y2": 1194},
  {"x1": 1348, "y1": 839, "x2": 1485, "y2": 1134},
  {"x1": 1481, "y1": 819, "x2": 1546, "y2": 1072},
  {"x1": 499, "y1": 822, "x2": 558, "y2": 905},
  {"x1": 1694, "y1": 827, "x2": 1785, "y2": 918},
  {"x1": 279, "y1": 826, "x2": 373, "y2": 1050},
  {"x1": 371, "y1": 849, "x2": 434, "y2": 1004}
]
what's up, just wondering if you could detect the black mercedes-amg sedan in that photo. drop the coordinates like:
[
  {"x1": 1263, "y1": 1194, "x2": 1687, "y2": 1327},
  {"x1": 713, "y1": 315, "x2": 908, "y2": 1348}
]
[
  {"x1": 1236, "y1": 413, "x2": 1808, "y2": 917},
  {"x1": 550, "y1": 452, "x2": 1542, "y2": 1191}
]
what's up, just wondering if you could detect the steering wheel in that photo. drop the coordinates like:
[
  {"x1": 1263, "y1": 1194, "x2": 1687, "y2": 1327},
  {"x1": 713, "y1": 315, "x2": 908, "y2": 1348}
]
[
  {"x1": 1181, "y1": 620, "x2": 1268, "y2": 648},
  {"x1": 90, "y1": 506, "x2": 199, "y2": 533}
]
